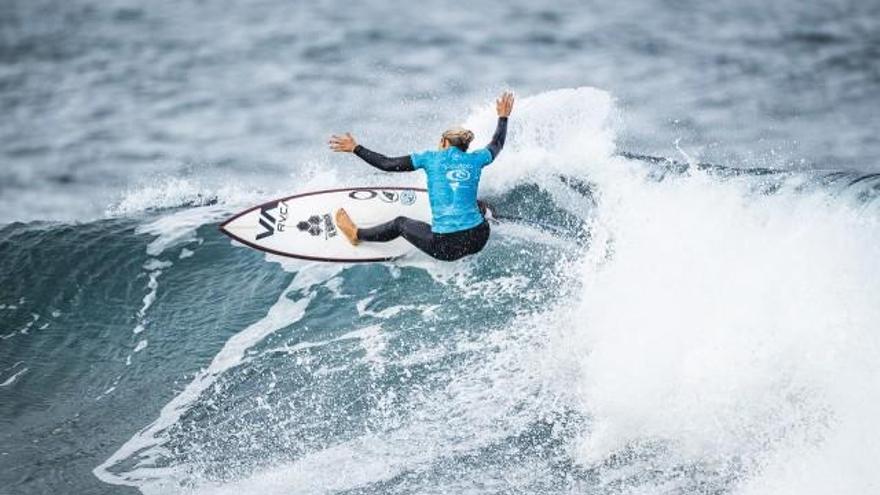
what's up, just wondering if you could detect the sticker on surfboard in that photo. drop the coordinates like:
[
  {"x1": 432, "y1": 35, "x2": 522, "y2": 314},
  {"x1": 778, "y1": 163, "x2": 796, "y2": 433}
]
[{"x1": 219, "y1": 187, "x2": 431, "y2": 262}]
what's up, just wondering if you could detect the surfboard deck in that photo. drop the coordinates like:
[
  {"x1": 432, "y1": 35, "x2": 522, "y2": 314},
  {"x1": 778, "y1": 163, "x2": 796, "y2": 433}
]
[{"x1": 219, "y1": 187, "x2": 431, "y2": 262}]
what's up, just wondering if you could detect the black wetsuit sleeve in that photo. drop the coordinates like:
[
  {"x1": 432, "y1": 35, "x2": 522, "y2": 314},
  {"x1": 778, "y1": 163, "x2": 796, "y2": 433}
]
[
  {"x1": 486, "y1": 117, "x2": 508, "y2": 160},
  {"x1": 353, "y1": 145, "x2": 415, "y2": 172}
]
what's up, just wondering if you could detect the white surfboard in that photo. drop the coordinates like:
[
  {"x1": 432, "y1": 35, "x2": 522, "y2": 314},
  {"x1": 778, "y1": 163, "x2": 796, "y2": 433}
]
[{"x1": 220, "y1": 187, "x2": 431, "y2": 262}]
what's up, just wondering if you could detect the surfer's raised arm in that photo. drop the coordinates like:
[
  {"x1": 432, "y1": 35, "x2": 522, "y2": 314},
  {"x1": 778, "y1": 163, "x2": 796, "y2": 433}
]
[
  {"x1": 328, "y1": 132, "x2": 415, "y2": 172},
  {"x1": 486, "y1": 91, "x2": 514, "y2": 161},
  {"x1": 328, "y1": 90, "x2": 516, "y2": 261}
]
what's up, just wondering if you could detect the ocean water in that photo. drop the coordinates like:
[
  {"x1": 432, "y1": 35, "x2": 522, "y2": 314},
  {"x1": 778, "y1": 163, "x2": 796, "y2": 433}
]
[{"x1": 2, "y1": 1, "x2": 880, "y2": 494}]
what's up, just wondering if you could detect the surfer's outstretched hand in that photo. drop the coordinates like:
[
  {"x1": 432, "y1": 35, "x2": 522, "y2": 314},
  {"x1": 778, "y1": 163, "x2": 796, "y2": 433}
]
[
  {"x1": 329, "y1": 132, "x2": 357, "y2": 152},
  {"x1": 496, "y1": 91, "x2": 514, "y2": 118}
]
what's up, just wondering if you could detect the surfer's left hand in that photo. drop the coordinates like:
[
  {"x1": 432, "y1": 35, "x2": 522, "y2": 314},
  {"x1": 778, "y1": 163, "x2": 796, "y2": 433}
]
[
  {"x1": 496, "y1": 91, "x2": 514, "y2": 118},
  {"x1": 329, "y1": 133, "x2": 358, "y2": 152}
]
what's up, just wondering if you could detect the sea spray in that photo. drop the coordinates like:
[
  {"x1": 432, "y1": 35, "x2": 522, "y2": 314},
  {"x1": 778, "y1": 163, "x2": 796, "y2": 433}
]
[{"x1": 569, "y1": 148, "x2": 880, "y2": 492}]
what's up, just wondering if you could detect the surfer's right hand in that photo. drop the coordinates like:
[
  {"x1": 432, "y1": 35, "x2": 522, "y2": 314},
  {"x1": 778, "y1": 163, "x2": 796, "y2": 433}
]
[{"x1": 329, "y1": 132, "x2": 358, "y2": 153}]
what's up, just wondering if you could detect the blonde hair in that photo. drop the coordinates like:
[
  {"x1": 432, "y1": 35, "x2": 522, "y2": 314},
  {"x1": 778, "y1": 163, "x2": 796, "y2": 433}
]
[{"x1": 442, "y1": 127, "x2": 475, "y2": 151}]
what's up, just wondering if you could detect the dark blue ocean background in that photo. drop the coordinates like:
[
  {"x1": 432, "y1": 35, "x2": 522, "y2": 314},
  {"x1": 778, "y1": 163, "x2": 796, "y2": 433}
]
[{"x1": 2, "y1": 0, "x2": 880, "y2": 494}]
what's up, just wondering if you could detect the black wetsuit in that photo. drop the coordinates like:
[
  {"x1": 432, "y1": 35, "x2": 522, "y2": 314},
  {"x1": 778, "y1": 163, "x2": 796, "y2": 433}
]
[{"x1": 353, "y1": 117, "x2": 508, "y2": 261}]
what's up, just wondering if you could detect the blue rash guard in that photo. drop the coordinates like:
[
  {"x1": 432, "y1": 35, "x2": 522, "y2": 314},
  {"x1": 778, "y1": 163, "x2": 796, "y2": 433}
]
[
  {"x1": 352, "y1": 116, "x2": 508, "y2": 235},
  {"x1": 410, "y1": 147, "x2": 493, "y2": 233}
]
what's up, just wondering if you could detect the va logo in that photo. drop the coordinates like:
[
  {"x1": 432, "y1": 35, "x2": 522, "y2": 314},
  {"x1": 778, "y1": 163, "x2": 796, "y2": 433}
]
[{"x1": 256, "y1": 201, "x2": 279, "y2": 240}]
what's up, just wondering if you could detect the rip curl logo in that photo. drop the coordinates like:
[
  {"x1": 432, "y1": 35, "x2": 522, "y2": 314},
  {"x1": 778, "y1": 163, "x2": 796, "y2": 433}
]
[
  {"x1": 446, "y1": 169, "x2": 471, "y2": 182},
  {"x1": 446, "y1": 168, "x2": 471, "y2": 191},
  {"x1": 296, "y1": 213, "x2": 337, "y2": 239}
]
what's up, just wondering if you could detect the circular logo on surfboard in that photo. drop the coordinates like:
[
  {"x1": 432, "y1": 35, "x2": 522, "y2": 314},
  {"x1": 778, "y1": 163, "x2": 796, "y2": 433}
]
[
  {"x1": 400, "y1": 190, "x2": 416, "y2": 205},
  {"x1": 349, "y1": 190, "x2": 377, "y2": 200},
  {"x1": 379, "y1": 191, "x2": 399, "y2": 203}
]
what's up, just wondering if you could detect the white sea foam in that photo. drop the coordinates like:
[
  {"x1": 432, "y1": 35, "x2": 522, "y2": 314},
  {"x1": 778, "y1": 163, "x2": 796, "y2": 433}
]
[
  {"x1": 445, "y1": 87, "x2": 879, "y2": 493},
  {"x1": 126, "y1": 259, "x2": 173, "y2": 364},
  {"x1": 0, "y1": 365, "x2": 28, "y2": 388},
  {"x1": 133, "y1": 340, "x2": 148, "y2": 353},
  {"x1": 107, "y1": 177, "x2": 261, "y2": 218},
  {"x1": 182, "y1": 315, "x2": 556, "y2": 495},
  {"x1": 562, "y1": 140, "x2": 880, "y2": 492},
  {"x1": 464, "y1": 87, "x2": 617, "y2": 195},
  {"x1": 137, "y1": 206, "x2": 229, "y2": 257},
  {"x1": 462, "y1": 87, "x2": 880, "y2": 494},
  {"x1": 94, "y1": 263, "x2": 338, "y2": 490},
  {"x1": 355, "y1": 296, "x2": 440, "y2": 320}
]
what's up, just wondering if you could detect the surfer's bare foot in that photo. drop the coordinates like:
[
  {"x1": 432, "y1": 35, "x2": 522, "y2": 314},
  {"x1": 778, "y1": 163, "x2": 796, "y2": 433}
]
[{"x1": 335, "y1": 209, "x2": 360, "y2": 245}]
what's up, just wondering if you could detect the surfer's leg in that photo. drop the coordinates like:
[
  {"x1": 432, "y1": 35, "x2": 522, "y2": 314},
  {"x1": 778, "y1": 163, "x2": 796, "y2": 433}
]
[
  {"x1": 392, "y1": 217, "x2": 438, "y2": 255},
  {"x1": 432, "y1": 221, "x2": 491, "y2": 261},
  {"x1": 358, "y1": 216, "x2": 441, "y2": 255},
  {"x1": 388, "y1": 217, "x2": 492, "y2": 261},
  {"x1": 357, "y1": 216, "x2": 409, "y2": 242},
  {"x1": 358, "y1": 217, "x2": 488, "y2": 261}
]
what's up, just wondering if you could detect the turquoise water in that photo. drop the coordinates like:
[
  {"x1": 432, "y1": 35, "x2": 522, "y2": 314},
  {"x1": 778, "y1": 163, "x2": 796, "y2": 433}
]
[{"x1": 1, "y1": 180, "x2": 583, "y2": 493}]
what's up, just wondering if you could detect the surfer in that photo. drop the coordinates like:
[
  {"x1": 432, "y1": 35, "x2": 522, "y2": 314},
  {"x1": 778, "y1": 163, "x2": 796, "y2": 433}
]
[{"x1": 329, "y1": 91, "x2": 514, "y2": 261}]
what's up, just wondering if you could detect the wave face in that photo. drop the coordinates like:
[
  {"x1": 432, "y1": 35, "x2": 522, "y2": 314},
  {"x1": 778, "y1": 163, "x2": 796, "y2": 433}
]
[{"x1": 2, "y1": 88, "x2": 880, "y2": 494}]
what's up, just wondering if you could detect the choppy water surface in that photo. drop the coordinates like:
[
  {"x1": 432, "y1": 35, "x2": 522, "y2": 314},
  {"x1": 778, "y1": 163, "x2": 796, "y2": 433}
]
[{"x1": 2, "y1": 0, "x2": 880, "y2": 494}]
